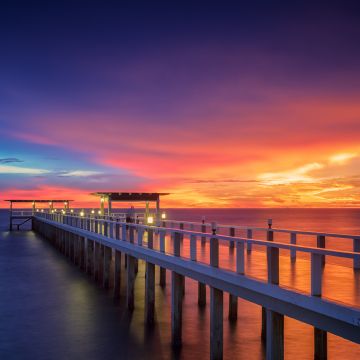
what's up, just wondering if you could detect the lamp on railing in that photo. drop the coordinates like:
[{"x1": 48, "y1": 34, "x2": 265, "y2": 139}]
[
  {"x1": 70, "y1": 209, "x2": 74, "y2": 213},
  {"x1": 161, "y1": 212, "x2": 166, "y2": 220},
  {"x1": 91, "y1": 209, "x2": 95, "y2": 214},
  {"x1": 98, "y1": 210, "x2": 101, "y2": 215},
  {"x1": 147, "y1": 216, "x2": 154, "y2": 225},
  {"x1": 80, "y1": 211, "x2": 85, "y2": 217}
]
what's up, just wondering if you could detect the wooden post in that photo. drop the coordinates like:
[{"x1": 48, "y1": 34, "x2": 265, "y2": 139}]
[
  {"x1": 86, "y1": 238, "x2": 94, "y2": 275},
  {"x1": 94, "y1": 241, "x2": 100, "y2": 281},
  {"x1": 262, "y1": 226, "x2": 274, "y2": 342},
  {"x1": 113, "y1": 250, "x2": 121, "y2": 299},
  {"x1": 290, "y1": 232, "x2": 297, "y2": 262},
  {"x1": 201, "y1": 216, "x2": 206, "y2": 245},
  {"x1": 198, "y1": 282, "x2": 206, "y2": 307},
  {"x1": 145, "y1": 260, "x2": 155, "y2": 324},
  {"x1": 209, "y1": 222, "x2": 223, "y2": 360},
  {"x1": 145, "y1": 228, "x2": 155, "y2": 325},
  {"x1": 127, "y1": 255, "x2": 135, "y2": 310},
  {"x1": 171, "y1": 231, "x2": 184, "y2": 347},
  {"x1": 229, "y1": 227, "x2": 235, "y2": 249},
  {"x1": 98, "y1": 245, "x2": 104, "y2": 285},
  {"x1": 159, "y1": 230, "x2": 166, "y2": 287},
  {"x1": 314, "y1": 328, "x2": 327, "y2": 360},
  {"x1": 228, "y1": 294, "x2": 237, "y2": 321},
  {"x1": 247, "y1": 229, "x2": 253, "y2": 253},
  {"x1": 353, "y1": 238, "x2": 360, "y2": 270},
  {"x1": 265, "y1": 225, "x2": 284, "y2": 360},
  {"x1": 266, "y1": 309, "x2": 284, "y2": 360},
  {"x1": 229, "y1": 240, "x2": 244, "y2": 321},
  {"x1": 103, "y1": 246, "x2": 112, "y2": 288},
  {"x1": 311, "y1": 252, "x2": 327, "y2": 359},
  {"x1": 210, "y1": 222, "x2": 219, "y2": 267},
  {"x1": 317, "y1": 235, "x2": 326, "y2": 266},
  {"x1": 80, "y1": 236, "x2": 86, "y2": 270}
]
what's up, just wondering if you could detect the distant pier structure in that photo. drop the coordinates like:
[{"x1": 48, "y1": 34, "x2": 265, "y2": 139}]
[
  {"x1": 91, "y1": 192, "x2": 169, "y2": 222},
  {"x1": 5, "y1": 199, "x2": 72, "y2": 230},
  {"x1": 4, "y1": 193, "x2": 360, "y2": 360}
]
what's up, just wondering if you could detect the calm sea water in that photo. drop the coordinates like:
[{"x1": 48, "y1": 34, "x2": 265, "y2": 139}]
[{"x1": 0, "y1": 208, "x2": 359, "y2": 359}]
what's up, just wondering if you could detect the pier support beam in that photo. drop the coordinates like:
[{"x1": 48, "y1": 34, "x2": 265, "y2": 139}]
[
  {"x1": 314, "y1": 328, "x2": 327, "y2": 360},
  {"x1": 171, "y1": 232, "x2": 183, "y2": 347},
  {"x1": 160, "y1": 267, "x2": 166, "y2": 287},
  {"x1": 198, "y1": 282, "x2": 206, "y2": 307},
  {"x1": 209, "y1": 223, "x2": 223, "y2": 360},
  {"x1": 228, "y1": 294, "x2": 237, "y2": 321},
  {"x1": 145, "y1": 261, "x2": 155, "y2": 325},
  {"x1": 266, "y1": 309, "x2": 284, "y2": 360},
  {"x1": 145, "y1": 229, "x2": 155, "y2": 325},
  {"x1": 210, "y1": 287, "x2": 223, "y2": 360},
  {"x1": 113, "y1": 250, "x2": 121, "y2": 299},
  {"x1": 127, "y1": 255, "x2": 135, "y2": 311},
  {"x1": 103, "y1": 246, "x2": 112, "y2": 288},
  {"x1": 171, "y1": 271, "x2": 184, "y2": 347},
  {"x1": 86, "y1": 238, "x2": 94, "y2": 275}
]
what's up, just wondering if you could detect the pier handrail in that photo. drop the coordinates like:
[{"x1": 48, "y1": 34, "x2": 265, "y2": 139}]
[
  {"x1": 33, "y1": 213, "x2": 360, "y2": 347},
  {"x1": 162, "y1": 219, "x2": 360, "y2": 240},
  {"x1": 37, "y1": 212, "x2": 360, "y2": 271}
]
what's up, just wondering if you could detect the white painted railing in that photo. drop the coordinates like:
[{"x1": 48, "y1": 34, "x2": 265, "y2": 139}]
[
  {"x1": 161, "y1": 219, "x2": 360, "y2": 269},
  {"x1": 11, "y1": 210, "x2": 34, "y2": 216},
  {"x1": 36, "y1": 212, "x2": 360, "y2": 303}
]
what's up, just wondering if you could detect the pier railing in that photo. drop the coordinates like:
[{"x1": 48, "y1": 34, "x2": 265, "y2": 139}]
[
  {"x1": 162, "y1": 219, "x2": 360, "y2": 269},
  {"x1": 32, "y1": 212, "x2": 360, "y2": 359},
  {"x1": 36, "y1": 212, "x2": 360, "y2": 303}
]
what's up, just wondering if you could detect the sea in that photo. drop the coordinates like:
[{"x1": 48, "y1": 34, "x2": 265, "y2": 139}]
[{"x1": 0, "y1": 208, "x2": 359, "y2": 359}]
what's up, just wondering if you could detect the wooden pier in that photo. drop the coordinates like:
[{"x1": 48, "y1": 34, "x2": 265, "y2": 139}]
[{"x1": 28, "y1": 210, "x2": 360, "y2": 360}]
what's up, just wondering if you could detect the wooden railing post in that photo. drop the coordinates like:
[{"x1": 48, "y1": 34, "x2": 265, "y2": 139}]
[
  {"x1": 311, "y1": 252, "x2": 327, "y2": 359},
  {"x1": 247, "y1": 229, "x2": 253, "y2": 253},
  {"x1": 171, "y1": 231, "x2": 184, "y2": 347},
  {"x1": 209, "y1": 222, "x2": 223, "y2": 360},
  {"x1": 317, "y1": 235, "x2": 326, "y2": 266},
  {"x1": 159, "y1": 230, "x2": 166, "y2": 287},
  {"x1": 229, "y1": 227, "x2": 235, "y2": 249},
  {"x1": 353, "y1": 238, "x2": 360, "y2": 270},
  {"x1": 103, "y1": 246, "x2": 112, "y2": 288},
  {"x1": 265, "y1": 220, "x2": 284, "y2": 360},
  {"x1": 145, "y1": 227, "x2": 155, "y2": 325},
  {"x1": 86, "y1": 238, "x2": 94, "y2": 276},
  {"x1": 290, "y1": 232, "x2": 296, "y2": 262},
  {"x1": 201, "y1": 216, "x2": 206, "y2": 245},
  {"x1": 127, "y1": 224, "x2": 135, "y2": 311}
]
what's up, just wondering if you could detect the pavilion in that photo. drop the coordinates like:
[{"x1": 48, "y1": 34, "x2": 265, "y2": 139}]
[{"x1": 90, "y1": 192, "x2": 169, "y2": 222}]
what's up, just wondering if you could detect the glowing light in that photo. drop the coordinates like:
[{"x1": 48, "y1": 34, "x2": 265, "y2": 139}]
[
  {"x1": 147, "y1": 216, "x2": 154, "y2": 224},
  {"x1": 70, "y1": 209, "x2": 74, "y2": 213},
  {"x1": 80, "y1": 211, "x2": 84, "y2": 217},
  {"x1": 91, "y1": 209, "x2": 95, "y2": 214},
  {"x1": 101, "y1": 197, "x2": 105, "y2": 203},
  {"x1": 98, "y1": 210, "x2": 102, "y2": 215},
  {"x1": 41, "y1": 209, "x2": 44, "y2": 213},
  {"x1": 51, "y1": 210, "x2": 54, "y2": 213},
  {"x1": 161, "y1": 212, "x2": 166, "y2": 219},
  {"x1": 36, "y1": 209, "x2": 39, "y2": 212}
]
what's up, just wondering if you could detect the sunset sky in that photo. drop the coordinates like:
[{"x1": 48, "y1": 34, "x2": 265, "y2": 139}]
[{"x1": 1, "y1": 1, "x2": 360, "y2": 208}]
